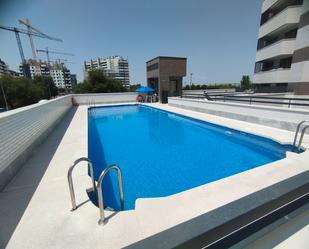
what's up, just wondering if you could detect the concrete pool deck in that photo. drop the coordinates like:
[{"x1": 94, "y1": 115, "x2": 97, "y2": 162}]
[{"x1": 0, "y1": 104, "x2": 308, "y2": 248}]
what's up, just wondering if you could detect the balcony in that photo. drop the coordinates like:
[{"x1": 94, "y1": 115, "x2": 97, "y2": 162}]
[
  {"x1": 256, "y1": 38, "x2": 295, "y2": 61},
  {"x1": 253, "y1": 68, "x2": 290, "y2": 83},
  {"x1": 259, "y1": 6, "x2": 302, "y2": 38},
  {"x1": 262, "y1": 0, "x2": 279, "y2": 13}
]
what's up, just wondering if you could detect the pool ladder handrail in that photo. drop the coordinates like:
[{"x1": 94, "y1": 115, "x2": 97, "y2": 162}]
[
  {"x1": 97, "y1": 164, "x2": 124, "y2": 225},
  {"x1": 68, "y1": 157, "x2": 96, "y2": 211},
  {"x1": 293, "y1": 120, "x2": 309, "y2": 150},
  {"x1": 87, "y1": 98, "x2": 96, "y2": 107},
  {"x1": 88, "y1": 99, "x2": 96, "y2": 116}
]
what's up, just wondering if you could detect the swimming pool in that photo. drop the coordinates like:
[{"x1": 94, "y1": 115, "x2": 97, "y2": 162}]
[{"x1": 88, "y1": 104, "x2": 295, "y2": 210}]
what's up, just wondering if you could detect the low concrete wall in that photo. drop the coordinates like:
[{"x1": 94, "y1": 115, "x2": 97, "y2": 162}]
[
  {"x1": 0, "y1": 96, "x2": 72, "y2": 190},
  {"x1": 0, "y1": 92, "x2": 138, "y2": 190},
  {"x1": 73, "y1": 92, "x2": 137, "y2": 105},
  {"x1": 168, "y1": 97, "x2": 309, "y2": 133}
]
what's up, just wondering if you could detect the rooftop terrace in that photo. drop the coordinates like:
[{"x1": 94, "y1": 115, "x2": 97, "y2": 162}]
[{"x1": 0, "y1": 93, "x2": 308, "y2": 248}]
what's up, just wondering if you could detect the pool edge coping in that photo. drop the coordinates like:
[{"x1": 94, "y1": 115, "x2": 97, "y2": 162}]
[{"x1": 133, "y1": 104, "x2": 308, "y2": 247}]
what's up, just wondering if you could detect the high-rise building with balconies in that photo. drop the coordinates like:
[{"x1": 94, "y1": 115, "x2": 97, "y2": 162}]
[
  {"x1": 19, "y1": 59, "x2": 50, "y2": 79},
  {"x1": 253, "y1": 0, "x2": 309, "y2": 94},
  {"x1": 84, "y1": 56, "x2": 130, "y2": 87},
  {"x1": 0, "y1": 58, "x2": 20, "y2": 77},
  {"x1": 19, "y1": 60, "x2": 73, "y2": 90},
  {"x1": 49, "y1": 63, "x2": 73, "y2": 90},
  {"x1": 0, "y1": 59, "x2": 9, "y2": 76}
]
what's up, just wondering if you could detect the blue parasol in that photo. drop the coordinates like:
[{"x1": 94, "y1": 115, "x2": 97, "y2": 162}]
[{"x1": 135, "y1": 87, "x2": 155, "y2": 93}]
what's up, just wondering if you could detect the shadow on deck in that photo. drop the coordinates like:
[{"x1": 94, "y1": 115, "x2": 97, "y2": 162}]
[{"x1": 0, "y1": 107, "x2": 77, "y2": 248}]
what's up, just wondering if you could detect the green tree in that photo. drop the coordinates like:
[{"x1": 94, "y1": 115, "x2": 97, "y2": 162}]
[
  {"x1": 0, "y1": 75, "x2": 42, "y2": 109},
  {"x1": 73, "y1": 70, "x2": 126, "y2": 93},
  {"x1": 33, "y1": 76, "x2": 58, "y2": 99},
  {"x1": 128, "y1": 84, "x2": 142, "y2": 92},
  {"x1": 72, "y1": 81, "x2": 92, "y2": 93},
  {"x1": 0, "y1": 75, "x2": 58, "y2": 110},
  {"x1": 240, "y1": 75, "x2": 252, "y2": 90},
  {"x1": 183, "y1": 83, "x2": 238, "y2": 90}
]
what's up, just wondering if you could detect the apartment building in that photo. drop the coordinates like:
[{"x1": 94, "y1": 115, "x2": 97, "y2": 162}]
[
  {"x1": 0, "y1": 59, "x2": 9, "y2": 76},
  {"x1": 19, "y1": 59, "x2": 50, "y2": 79},
  {"x1": 253, "y1": 0, "x2": 309, "y2": 94},
  {"x1": 19, "y1": 60, "x2": 73, "y2": 90},
  {"x1": 70, "y1": 74, "x2": 77, "y2": 87},
  {"x1": 49, "y1": 64, "x2": 72, "y2": 90},
  {"x1": 0, "y1": 58, "x2": 19, "y2": 77},
  {"x1": 84, "y1": 56, "x2": 130, "y2": 86}
]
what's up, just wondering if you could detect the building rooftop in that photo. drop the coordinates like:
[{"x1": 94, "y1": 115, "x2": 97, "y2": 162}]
[
  {"x1": 146, "y1": 56, "x2": 187, "y2": 63},
  {"x1": 0, "y1": 95, "x2": 308, "y2": 248}
]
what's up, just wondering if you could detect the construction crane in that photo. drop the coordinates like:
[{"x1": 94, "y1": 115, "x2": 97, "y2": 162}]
[
  {"x1": 0, "y1": 24, "x2": 62, "y2": 76},
  {"x1": 18, "y1": 19, "x2": 62, "y2": 60},
  {"x1": 50, "y1": 58, "x2": 68, "y2": 63},
  {"x1": 48, "y1": 58, "x2": 75, "y2": 64},
  {"x1": 36, "y1": 47, "x2": 75, "y2": 65}
]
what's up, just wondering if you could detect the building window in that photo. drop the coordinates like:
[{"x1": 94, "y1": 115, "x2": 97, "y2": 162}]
[
  {"x1": 279, "y1": 57, "x2": 292, "y2": 69},
  {"x1": 263, "y1": 61, "x2": 274, "y2": 71},
  {"x1": 147, "y1": 63, "x2": 159, "y2": 72}
]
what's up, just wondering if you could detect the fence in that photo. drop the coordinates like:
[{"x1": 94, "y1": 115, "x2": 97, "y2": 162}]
[{"x1": 181, "y1": 93, "x2": 309, "y2": 108}]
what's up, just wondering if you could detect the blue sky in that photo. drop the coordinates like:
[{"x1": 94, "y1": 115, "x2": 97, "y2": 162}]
[{"x1": 0, "y1": 0, "x2": 261, "y2": 84}]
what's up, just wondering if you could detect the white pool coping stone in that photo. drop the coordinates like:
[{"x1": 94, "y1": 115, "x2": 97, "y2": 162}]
[{"x1": 1, "y1": 103, "x2": 308, "y2": 249}]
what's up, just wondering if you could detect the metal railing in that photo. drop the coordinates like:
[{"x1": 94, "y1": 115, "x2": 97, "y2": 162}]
[
  {"x1": 181, "y1": 94, "x2": 309, "y2": 108},
  {"x1": 87, "y1": 98, "x2": 96, "y2": 107},
  {"x1": 97, "y1": 164, "x2": 124, "y2": 225},
  {"x1": 293, "y1": 120, "x2": 309, "y2": 150},
  {"x1": 68, "y1": 157, "x2": 96, "y2": 211},
  {"x1": 88, "y1": 98, "x2": 97, "y2": 116}
]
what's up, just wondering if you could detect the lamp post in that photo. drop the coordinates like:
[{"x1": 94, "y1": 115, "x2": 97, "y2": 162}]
[
  {"x1": 190, "y1": 73, "x2": 193, "y2": 89},
  {"x1": 0, "y1": 80, "x2": 9, "y2": 111}
]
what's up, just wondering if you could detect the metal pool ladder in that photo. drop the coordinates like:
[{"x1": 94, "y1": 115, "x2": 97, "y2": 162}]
[
  {"x1": 87, "y1": 98, "x2": 96, "y2": 107},
  {"x1": 68, "y1": 157, "x2": 96, "y2": 210},
  {"x1": 97, "y1": 164, "x2": 124, "y2": 225},
  {"x1": 88, "y1": 99, "x2": 96, "y2": 116},
  {"x1": 293, "y1": 120, "x2": 309, "y2": 150},
  {"x1": 67, "y1": 157, "x2": 124, "y2": 226}
]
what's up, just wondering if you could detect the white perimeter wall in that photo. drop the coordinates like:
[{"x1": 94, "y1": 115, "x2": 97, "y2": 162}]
[
  {"x1": 0, "y1": 96, "x2": 71, "y2": 190},
  {"x1": 0, "y1": 92, "x2": 138, "y2": 190},
  {"x1": 168, "y1": 97, "x2": 309, "y2": 133},
  {"x1": 73, "y1": 92, "x2": 137, "y2": 105}
]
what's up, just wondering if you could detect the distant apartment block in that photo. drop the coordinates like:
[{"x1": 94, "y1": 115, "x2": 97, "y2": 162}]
[
  {"x1": 253, "y1": 0, "x2": 309, "y2": 94},
  {"x1": 0, "y1": 59, "x2": 9, "y2": 76},
  {"x1": 19, "y1": 59, "x2": 49, "y2": 79},
  {"x1": 19, "y1": 60, "x2": 74, "y2": 90},
  {"x1": 49, "y1": 64, "x2": 72, "y2": 90},
  {"x1": 84, "y1": 56, "x2": 130, "y2": 86},
  {"x1": 0, "y1": 58, "x2": 19, "y2": 77},
  {"x1": 70, "y1": 74, "x2": 77, "y2": 87}
]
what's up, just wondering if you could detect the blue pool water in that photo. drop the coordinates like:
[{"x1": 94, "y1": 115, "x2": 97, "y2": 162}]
[{"x1": 88, "y1": 105, "x2": 292, "y2": 210}]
